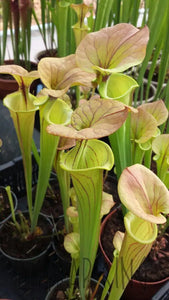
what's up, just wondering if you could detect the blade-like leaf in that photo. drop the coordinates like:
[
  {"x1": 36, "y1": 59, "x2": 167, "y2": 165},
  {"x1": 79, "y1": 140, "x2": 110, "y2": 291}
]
[
  {"x1": 152, "y1": 134, "x2": 169, "y2": 187},
  {"x1": 3, "y1": 92, "x2": 38, "y2": 222},
  {"x1": 31, "y1": 98, "x2": 72, "y2": 230}
]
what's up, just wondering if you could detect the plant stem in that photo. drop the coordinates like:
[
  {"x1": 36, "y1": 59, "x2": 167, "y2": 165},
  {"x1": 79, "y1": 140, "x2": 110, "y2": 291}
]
[
  {"x1": 101, "y1": 250, "x2": 119, "y2": 300},
  {"x1": 5, "y1": 186, "x2": 20, "y2": 231},
  {"x1": 68, "y1": 258, "x2": 79, "y2": 300}
]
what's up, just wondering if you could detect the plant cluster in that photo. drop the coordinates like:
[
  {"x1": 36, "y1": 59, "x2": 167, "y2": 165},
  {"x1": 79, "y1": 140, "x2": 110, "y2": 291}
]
[
  {"x1": 0, "y1": 0, "x2": 33, "y2": 69},
  {"x1": 31, "y1": 0, "x2": 169, "y2": 107},
  {"x1": 0, "y1": 1, "x2": 169, "y2": 300}
]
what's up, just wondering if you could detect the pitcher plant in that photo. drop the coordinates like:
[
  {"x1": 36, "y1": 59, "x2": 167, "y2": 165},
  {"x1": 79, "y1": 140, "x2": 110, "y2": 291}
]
[
  {"x1": 101, "y1": 164, "x2": 169, "y2": 300},
  {"x1": 47, "y1": 96, "x2": 131, "y2": 298}
]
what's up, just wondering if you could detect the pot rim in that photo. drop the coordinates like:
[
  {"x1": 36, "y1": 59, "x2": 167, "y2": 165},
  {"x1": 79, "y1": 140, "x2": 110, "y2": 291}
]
[
  {"x1": 0, "y1": 210, "x2": 53, "y2": 262},
  {"x1": 45, "y1": 277, "x2": 105, "y2": 300}
]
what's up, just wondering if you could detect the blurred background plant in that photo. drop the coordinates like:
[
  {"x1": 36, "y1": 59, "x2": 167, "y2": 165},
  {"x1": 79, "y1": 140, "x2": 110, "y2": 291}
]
[
  {"x1": 0, "y1": 0, "x2": 10, "y2": 65},
  {"x1": 32, "y1": 0, "x2": 57, "y2": 58},
  {"x1": 33, "y1": 0, "x2": 83, "y2": 58},
  {"x1": 32, "y1": 0, "x2": 169, "y2": 107},
  {"x1": 93, "y1": 0, "x2": 169, "y2": 110},
  {"x1": 91, "y1": 0, "x2": 169, "y2": 129},
  {"x1": 0, "y1": 0, "x2": 34, "y2": 70}
]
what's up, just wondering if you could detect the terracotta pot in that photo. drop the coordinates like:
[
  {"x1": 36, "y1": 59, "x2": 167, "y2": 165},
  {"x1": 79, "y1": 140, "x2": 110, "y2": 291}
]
[
  {"x1": 123, "y1": 276, "x2": 169, "y2": 300},
  {"x1": 0, "y1": 73, "x2": 18, "y2": 99},
  {"x1": 0, "y1": 60, "x2": 39, "y2": 99},
  {"x1": 99, "y1": 208, "x2": 169, "y2": 300}
]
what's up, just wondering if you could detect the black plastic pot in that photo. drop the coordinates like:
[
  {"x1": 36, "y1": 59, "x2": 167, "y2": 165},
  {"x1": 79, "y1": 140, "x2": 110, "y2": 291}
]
[
  {"x1": 0, "y1": 186, "x2": 18, "y2": 225},
  {"x1": 134, "y1": 78, "x2": 156, "y2": 105},
  {"x1": 52, "y1": 215, "x2": 71, "y2": 263},
  {"x1": 35, "y1": 49, "x2": 58, "y2": 63},
  {"x1": 0, "y1": 211, "x2": 53, "y2": 274},
  {"x1": 45, "y1": 277, "x2": 107, "y2": 300}
]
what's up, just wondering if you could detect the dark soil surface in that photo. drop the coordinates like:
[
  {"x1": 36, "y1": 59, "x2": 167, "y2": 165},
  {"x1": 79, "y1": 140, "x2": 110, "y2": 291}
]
[
  {"x1": 103, "y1": 173, "x2": 120, "y2": 204},
  {"x1": 0, "y1": 212, "x2": 52, "y2": 259},
  {"x1": 36, "y1": 49, "x2": 58, "y2": 61}
]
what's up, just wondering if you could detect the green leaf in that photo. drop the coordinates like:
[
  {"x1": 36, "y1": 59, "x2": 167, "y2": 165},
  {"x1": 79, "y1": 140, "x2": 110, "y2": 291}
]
[
  {"x1": 3, "y1": 92, "x2": 38, "y2": 222},
  {"x1": 60, "y1": 139, "x2": 114, "y2": 299},
  {"x1": 64, "y1": 232, "x2": 80, "y2": 259},
  {"x1": 109, "y1": 212, "x2": 157, "y2": 300},
  {"x1": 4, "y1": 90, "x2": 38, "y2": 112},
  {"x1": 94, "y1": 0, "x2": 114, "y2": 31},
  {"x1": 99, "y1": 73, "x2": 138, "y2": 106},
  {"x1": 55, "y1": 0, "x2": 70, "y2": 57},
  {"x1": 124, "y1": 212, "x2": 157, "y2": 243},
  {"x1": 152, "y1": 134, "x2": 169, "y2": 188},
  {"x1": 1, "y1": 0, "x2": 10, "y2": 64},
  {"x1": 31, "y1": 98, "x2": 72, "y2": 230},
  {"x1": 61, "y1": 139, "x2": 114, "y2": 171},
  {"x1": 67, "y1": 206, "x2": 79, "y2": 233}
]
